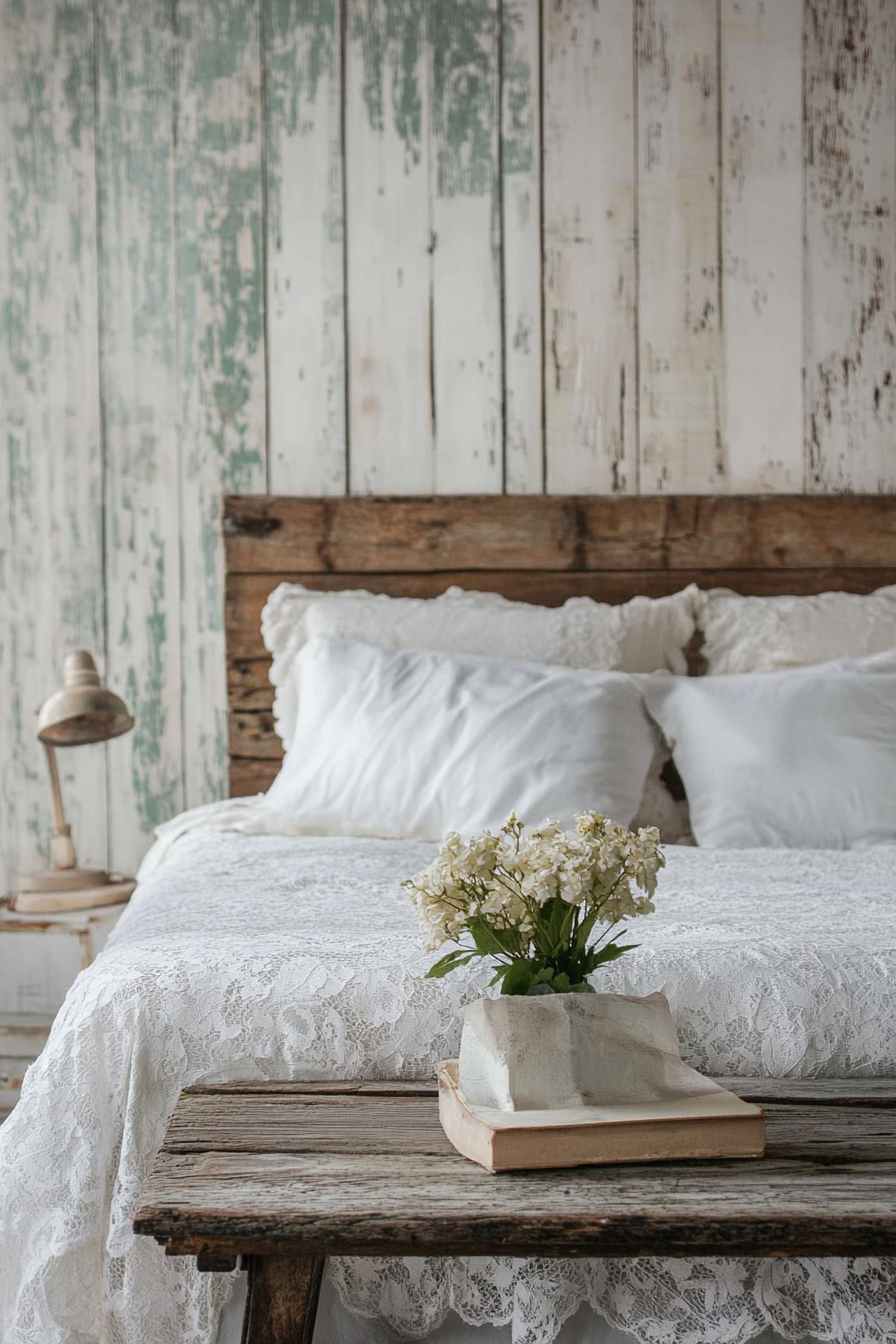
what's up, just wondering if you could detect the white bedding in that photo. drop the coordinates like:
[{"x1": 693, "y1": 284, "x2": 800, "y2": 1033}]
[{"x1": 2, "y1": 831, "x2": 896, "y2": 1344}]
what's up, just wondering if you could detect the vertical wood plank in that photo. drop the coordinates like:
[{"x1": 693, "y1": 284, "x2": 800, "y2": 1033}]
[
  {"x1": 430, "y1": 0, "x2": 502, "y2": 493},
  {"x1": 721, "y1": 0, "x2": 803, "y2": 492},
  {"x1": 264, "y1": 0, "x2": 346, "y2": 495},
  {"x1": 805, "y1": 0, "x2": 896, "y2": 492},
  {"x1": 96, "y1": 0, "x2": 184, "y2": 872},
  {"x1": 0, "y1": 0, "x2": 106, "y2": 891},
  {"x1": 501, "y1": 0, "x2": 543, "y2": 493},
  {"x1": 543, "y1": 0, "x2": 637, "y2": 495},
  {"x1": 177, "y1": 0, "x2": 267, "y2": 810},
  {"x1": 637, "y1": 0, "x2": 723, "y2": 494},
  {"x1": 345, "y1": 0, "x2": 433, "y2": 494}
]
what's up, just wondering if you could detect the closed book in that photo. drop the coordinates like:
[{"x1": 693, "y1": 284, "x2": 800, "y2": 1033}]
[{"x1": 438, "y1": 1060, "x2": 765, "y2": 1173}]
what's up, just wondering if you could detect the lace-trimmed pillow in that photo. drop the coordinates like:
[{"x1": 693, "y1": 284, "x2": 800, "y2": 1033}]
[
  {"x1": 698, "y1": 583, "x2": 896, "y2": 674},
  {"x1": 261, "y1": 583, "x2": 699, "y2": 843},
  {"x1": 263, "y1": 583, "x2": 699, "y2": 739}
]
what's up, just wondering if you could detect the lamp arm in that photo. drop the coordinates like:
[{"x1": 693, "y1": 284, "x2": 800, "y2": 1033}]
[{"x1": 44, "y1": 742, "x2": 76, "y2": 870}]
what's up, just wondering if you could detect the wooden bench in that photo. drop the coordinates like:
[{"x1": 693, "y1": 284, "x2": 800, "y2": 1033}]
[{"x1": 135, "y1": 1077, "x2": 896, "y2": 1343}]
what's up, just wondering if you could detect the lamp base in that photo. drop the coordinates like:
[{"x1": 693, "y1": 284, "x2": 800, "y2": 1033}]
[{"x1": 16, "y1": 866, "x2": 111, "y2": 894}]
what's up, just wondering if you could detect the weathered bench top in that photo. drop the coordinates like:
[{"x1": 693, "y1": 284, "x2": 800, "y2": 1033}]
[{"x1": 136, "y1": 1077, "x2": 896, "y2": 1262}]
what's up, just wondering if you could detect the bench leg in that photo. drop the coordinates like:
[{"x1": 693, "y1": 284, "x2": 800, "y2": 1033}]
[{"x1": 241, "y1": 1254, "x2": 325, "y2": 1344}]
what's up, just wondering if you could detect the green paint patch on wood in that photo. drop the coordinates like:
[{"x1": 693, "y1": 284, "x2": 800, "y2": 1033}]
[
  {"x1": 176, "y1": 0, "x2": 265, "y2": 815},
  {"x1": 264, "y1": 0, "x2": 342, "y2": 252},
  {"x1": 124, "y1": 536, "x2": 181, "y2": 831},
  {"x1": 351, "y1": 0, "x2": 425, "y2": 168},
  {"x1": 267, "y1": 0, "x2": 338, "y2": 131},
  {"x1": 431, "y1": 0, "x2": 497, "y2": 198},
  {"x1": 501, "y1": 0, "x2": 534, "y2": 175}
]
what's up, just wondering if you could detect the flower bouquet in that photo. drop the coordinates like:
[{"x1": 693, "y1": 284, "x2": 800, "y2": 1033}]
[{"x1": 404, "y1": 812, "x2": 664, "y2": 996}]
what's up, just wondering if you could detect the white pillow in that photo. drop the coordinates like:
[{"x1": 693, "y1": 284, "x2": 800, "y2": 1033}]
[
  {"x1": 262, "y1": 582, "x2": 700, "y2": 748},
  {"x1": 265, "y1": 637, "x2": 658, "y2": 841},
  {"x1": 698, "y1": 584, "x2": 896, "y2": 674},
  {"x1": 640, "y1": 649, "x2": 896, "y2": 849}
]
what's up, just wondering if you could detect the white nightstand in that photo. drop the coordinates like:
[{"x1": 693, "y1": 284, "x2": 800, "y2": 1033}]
[{"x1": 0, "y1": 901, "x2": 128, "y2": 1121}]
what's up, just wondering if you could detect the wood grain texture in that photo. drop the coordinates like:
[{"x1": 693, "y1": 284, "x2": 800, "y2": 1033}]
[
  {"x1": 230, "y1": 758, "x2": 278, "y2": 796},
  {"x1": 543, "y1": 0, "x2": 637, "y2": 493},
  {"x1": 184, "y1": 1079, "x2": 440, "y2": 1095},
  {"x1": 0, "y1": 0, "x2": 107, "y2": 891},
  {"x1": 242, "y1": 1255, "x2": 324, "y2": 1344},
  {"x1": 721, "y1": 0, "x2": 802, "y2": 491},
  {"x1": 223, "y1": 495, "x2": 896, "y2": 774},
  {"x1": 136, "y1": 1082, "x2": 896, "y2": 1259},
  {"x1": 344, "y1": 0, "x2": 433, "y2": 494},
  {"x1": 804, "y1": 0, "x2": 896, "y2": 491},
  {"x1": 264, "y1": 0, "x2": 346, "y2": 494},
  {"x1": 223, "y1": 495, "x2": 896, "y2": 574},
  {"x1": 501, "y1": 0, "x2": 543, "y2": 493},
  {"x1": 180, "y1": 1077, "x2": 896, "y2": 1103},
  {"x1": 158, "y1": 1088, "x2": 896, "y2": 1162},
  {"x1": 95, "y1": 0, "x2": 184, "y2": 873},
  {"x1": 177, "y1": 0, "x2": 267, "y2": 809},
  {"x1": 141, "y1": 1152, "x2": 896, "y2": 1258},
  {"x1": 637, "y1": 0, "x2": 722, "y2": 494}
]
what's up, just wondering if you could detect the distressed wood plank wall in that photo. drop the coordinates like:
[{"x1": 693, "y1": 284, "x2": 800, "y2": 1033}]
[{"x1": 1, "y1": 0, "x2": 894, "y2": 883}]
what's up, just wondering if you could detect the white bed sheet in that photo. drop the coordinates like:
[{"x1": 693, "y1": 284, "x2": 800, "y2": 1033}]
[{"x1": 2, "y1": 830, "x2": 896, "y2": 1344}]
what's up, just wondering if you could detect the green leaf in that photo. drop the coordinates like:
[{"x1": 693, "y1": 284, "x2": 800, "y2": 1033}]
[
  {"x1": 573, "y1": 906, "x2": 602, "y2": 954},
  {"x1": 589, "y1": 941, "x2": 638, "y2": 969},
  {"x1": 467, "y1": 915, "x2": 517, "y2": 957},
  {"x1": 500, "y1": 960, "x2": 537, "y2": 996},
  {"x1": 424, "y1": 950, "x2": 478, "y2": 979}
]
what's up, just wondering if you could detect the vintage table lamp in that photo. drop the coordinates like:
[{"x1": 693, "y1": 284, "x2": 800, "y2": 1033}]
[{"x1": 16, "y1": 650, "x2": 134, "y2": 901}]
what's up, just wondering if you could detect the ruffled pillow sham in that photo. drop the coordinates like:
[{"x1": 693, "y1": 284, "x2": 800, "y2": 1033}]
[{"x1": 697, "y1": 583, "x2": 896, "y2": 674}]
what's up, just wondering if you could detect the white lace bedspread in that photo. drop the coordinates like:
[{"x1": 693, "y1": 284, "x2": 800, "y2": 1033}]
[{"x1": 2, "y1": 832, "x2": 896, "y2": 1344}]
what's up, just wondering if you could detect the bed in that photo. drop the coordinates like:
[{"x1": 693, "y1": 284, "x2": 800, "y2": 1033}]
[{"x1": 2, "y1": 494, "x2": 896, "y2": 1344}]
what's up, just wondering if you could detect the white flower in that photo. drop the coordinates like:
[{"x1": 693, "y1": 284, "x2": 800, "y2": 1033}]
[{"x1": 404, "y1": 811, "x2": 664, "y2": 957}]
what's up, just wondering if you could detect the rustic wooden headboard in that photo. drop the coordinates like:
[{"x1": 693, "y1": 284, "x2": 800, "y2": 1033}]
[{"x1": 224, "y1": 495, "x2": 896, "y2": 797}]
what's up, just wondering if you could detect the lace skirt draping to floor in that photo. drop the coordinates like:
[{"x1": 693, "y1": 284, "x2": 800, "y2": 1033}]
[{"x1": 2, "y1": 828, "x2": 896, "y2": 1344}]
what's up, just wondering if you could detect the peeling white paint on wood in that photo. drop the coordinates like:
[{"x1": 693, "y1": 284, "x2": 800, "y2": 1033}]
[
  {"x1": 501, "y1": 0, "x2": 543, "y2": 493},
  {"x1": 721, "y1": 0, "x2": 803, "y2": 492},
  {"x1": 804, "y1": 0, "x2": 896, "y2": 492},
  {"x1": 430, "y1": 0, "x2": 502, "y2": 493},
  {"x1": 345, "y1": 0, "x2": 434, "y2": 495},
  {"x1": 177, "y1": 0, "x2": 267, "y2": 810},
  {"x1": 0, "y1": 0, "x2": 107, "y2": 893},
  {"x1": 544, "y1": 0, "x2": 637, "y2": 495},
  {"x1": 265, "y1": 0, "x2": 347, "y2": 495},
  {"x1": 637, "y1": 0, "x2": 723, "y2": 494},
  {"x1": 95, "y1": 0, "x2": 184, "y2": 874}
]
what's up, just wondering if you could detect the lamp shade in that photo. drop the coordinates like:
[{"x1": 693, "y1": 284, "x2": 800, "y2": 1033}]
[{"x1": 36, "y1": 651, "x2": 134, "y2": 747}]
